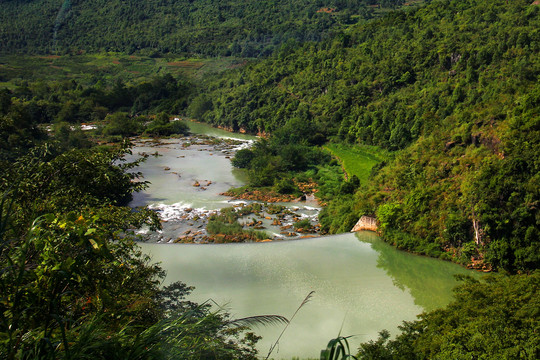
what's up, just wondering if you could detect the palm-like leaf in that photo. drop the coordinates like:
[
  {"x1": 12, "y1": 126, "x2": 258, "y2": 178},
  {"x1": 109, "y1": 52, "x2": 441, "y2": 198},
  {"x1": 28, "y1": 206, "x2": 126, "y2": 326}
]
[
  {"x1": 320, "y1": 336, "x2": 358, "y2": 360},
  {"x1": 226, "y1": 314, "x2": 289, "y2": 328}
]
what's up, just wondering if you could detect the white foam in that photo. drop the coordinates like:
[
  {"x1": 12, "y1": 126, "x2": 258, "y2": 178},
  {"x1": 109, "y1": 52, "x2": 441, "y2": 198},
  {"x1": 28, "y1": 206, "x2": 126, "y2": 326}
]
[
  {"x1": 148, "y1": 202, "x2": 217, "y2": 221},
  {"x1": 135, "y1": 227, "x2": 150, "y2": 235},
  {"x1": 80, "y1": 124, "x2": 98, "y2": 131},
  {"x1": 227, "y1": 200, "x2": 250, "y2": 205},
  {"x1": 231, "y1": 139, "x2": 255, "y2": 151}
]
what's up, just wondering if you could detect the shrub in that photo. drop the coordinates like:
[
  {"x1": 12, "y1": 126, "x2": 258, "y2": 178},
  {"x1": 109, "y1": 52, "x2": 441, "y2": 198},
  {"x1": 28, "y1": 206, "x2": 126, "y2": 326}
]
[{"x1": 294, "y1": 219, "x2": 311, "y2": 229}]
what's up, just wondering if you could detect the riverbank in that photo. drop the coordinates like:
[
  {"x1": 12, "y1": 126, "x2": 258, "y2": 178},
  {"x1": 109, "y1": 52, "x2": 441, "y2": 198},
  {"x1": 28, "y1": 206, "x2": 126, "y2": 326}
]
[{"x1": 128, "y1": 131, "x2": 323, "y2": 244}]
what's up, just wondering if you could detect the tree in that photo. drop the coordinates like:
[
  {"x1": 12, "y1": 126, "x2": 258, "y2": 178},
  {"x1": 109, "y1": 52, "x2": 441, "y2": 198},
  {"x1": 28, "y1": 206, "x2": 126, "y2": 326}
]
[
  {"x1": 102, "y1": 112, "x2": 142, "y2": 137},
  {"x1": 231, "y1": 148, "x2": 255, "y2": 169},
  {"x1": 144, "y1": 112, "x2": 189, "y2": 136}
]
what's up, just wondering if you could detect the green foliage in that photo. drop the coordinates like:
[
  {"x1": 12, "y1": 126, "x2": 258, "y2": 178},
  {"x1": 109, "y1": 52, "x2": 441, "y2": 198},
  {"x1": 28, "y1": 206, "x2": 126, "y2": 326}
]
[
  {"x1": 234, "y1": 136, "x2": 332, "y2": 189},
  {"x1": 266, "y1": 204, "x2": 286, "y2": 215},
  {"x1": 339, "y1": 175, "x2": 360, "y2": 195},
  {"x1": 231, "y1": 148, "x2": 256, "y2": 169},
  {"x1": 235, "y1": 202, "x2": 263, "y2": 216},
  {"x1": 319, "y1": 196, "x2": 358, "y2": 234},
  {"x1": 0, "y1": 206, "x2": 262, "y2": 358},
  {"x1": 187, "y1": 94, "x2": 213, "y2": 119},
  {"x1": 0, "y1": 207, "x2": 163, "y2": 358},
  {"x1": 357, "y1": 273, "x2": 540, "y2": 360},
  {"x1": 0, "y1": 54, "x2": 240, "y2": 91},
  {"x1": 1, "y1": 0, "x2": 539, "y2": 355},
  {"x1": 0, "y1": 142, "x2": 148, "y2": 231},
  {"x1": 207, "y1": 218, "x2": 244, "y2": 235},
  {"x1": 0, "y1": 95, "x2": 47, "y2": 161},
  {"x1": 0, "y1": 71, "x2": 194, "y2": 144},
  {"x1": 144, "y1": 112, "x2": 190, "y2": 137},
  {"x1": 376, "y1": 203, "x2": 403, "y2": 233},
  {"x1": 274, "y1": 177, "x2": 301, "y2": 195},
  {"x1": 0, "y1": 73, "x2": 193, "y2": 131},
  {"x1": 52, "y1": 122, "x2": 93, "y2": 150},
  {"x1": 200, "y1": 0, "x2": 538, "y2": 148},
  {"x1": 207, "y1": 208, "x2": 269, "y2": 242},
  {"x1": 102, "y1": 112, "x2": 143, "y2": 137},
  {"x1": 293, "y1": 219, "x2": 311, "y2": 230},
  {"x1": 0, "y1": 119, "x2": 262, "y2": 359},
  {"x1": 315, "y1": 165, "x2": 347, "y2": 200}
]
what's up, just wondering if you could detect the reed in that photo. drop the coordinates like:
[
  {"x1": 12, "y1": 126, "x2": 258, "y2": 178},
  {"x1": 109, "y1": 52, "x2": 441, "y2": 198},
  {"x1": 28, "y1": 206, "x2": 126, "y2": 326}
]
[
  {"x1": 265, "y1": 291, "x2": 315, "y2": 360},
  {"x1": 320, "y1": 336, "x2": 358, "y2": 360}
]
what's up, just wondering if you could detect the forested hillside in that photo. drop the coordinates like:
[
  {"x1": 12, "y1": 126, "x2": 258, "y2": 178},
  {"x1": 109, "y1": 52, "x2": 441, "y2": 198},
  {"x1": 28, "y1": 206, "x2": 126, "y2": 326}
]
[
  {"x1": 200, "y1": 0, "x2": 539, "y2": 272},
  {"x1": 0, "y1": 0, "x2": 407, "y2": 57}
]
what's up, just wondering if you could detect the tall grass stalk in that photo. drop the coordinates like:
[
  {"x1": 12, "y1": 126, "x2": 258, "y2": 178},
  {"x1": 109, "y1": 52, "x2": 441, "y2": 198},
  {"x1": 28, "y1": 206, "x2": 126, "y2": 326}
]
[{"x1": 265, "y1": 291, "x2": 315, "y2": 360}]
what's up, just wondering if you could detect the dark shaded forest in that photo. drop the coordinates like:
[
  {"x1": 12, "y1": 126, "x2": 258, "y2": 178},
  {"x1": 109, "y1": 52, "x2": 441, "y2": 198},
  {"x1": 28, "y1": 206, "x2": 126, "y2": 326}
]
[{"x1": 0, "y1": 0, "x2": 407, "y2": 57}]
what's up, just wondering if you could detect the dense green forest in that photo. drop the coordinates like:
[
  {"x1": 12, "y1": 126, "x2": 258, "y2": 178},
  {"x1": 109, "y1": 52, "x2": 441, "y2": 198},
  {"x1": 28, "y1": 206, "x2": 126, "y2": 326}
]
[
  {"x1": 0, "y1": 0, "x2": 409, "y2": 57},
  {"x1": 1, "y1": 0, "x2": 539, "y2": 358},
  {"x1": 205, "y1": 0, "x2": 539, "y2": 272}
]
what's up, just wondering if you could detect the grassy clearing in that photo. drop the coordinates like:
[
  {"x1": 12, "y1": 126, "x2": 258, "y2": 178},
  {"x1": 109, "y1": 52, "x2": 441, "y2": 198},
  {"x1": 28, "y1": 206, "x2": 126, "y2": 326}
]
[{"x1": 324, "y1": 143, "x2": 389, "y2": 183}]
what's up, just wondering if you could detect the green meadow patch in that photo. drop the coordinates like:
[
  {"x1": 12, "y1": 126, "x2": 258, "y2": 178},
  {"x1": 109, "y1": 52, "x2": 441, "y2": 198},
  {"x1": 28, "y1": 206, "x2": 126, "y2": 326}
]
[{"x1": 324, "y1": 143, "x2": 389, "y2": 183}]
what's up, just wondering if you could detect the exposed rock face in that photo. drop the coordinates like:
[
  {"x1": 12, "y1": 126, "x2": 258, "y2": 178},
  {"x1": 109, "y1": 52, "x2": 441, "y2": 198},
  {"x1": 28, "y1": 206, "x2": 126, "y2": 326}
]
[{"x1": 351, "y1": 216, "x2": 378, "y2": 232}]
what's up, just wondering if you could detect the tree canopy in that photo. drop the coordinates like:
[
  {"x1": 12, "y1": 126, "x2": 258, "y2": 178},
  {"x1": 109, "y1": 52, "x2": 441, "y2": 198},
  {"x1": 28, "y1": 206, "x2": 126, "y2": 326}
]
[{"x1": 209, "y1": 0, "x2": 539, "y2": 272}]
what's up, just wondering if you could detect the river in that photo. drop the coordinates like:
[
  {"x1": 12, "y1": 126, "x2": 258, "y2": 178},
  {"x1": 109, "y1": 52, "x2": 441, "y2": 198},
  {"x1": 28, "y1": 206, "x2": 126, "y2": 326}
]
[{"x1": 131, "y1": 121, "x2": 478, "y2": 359}]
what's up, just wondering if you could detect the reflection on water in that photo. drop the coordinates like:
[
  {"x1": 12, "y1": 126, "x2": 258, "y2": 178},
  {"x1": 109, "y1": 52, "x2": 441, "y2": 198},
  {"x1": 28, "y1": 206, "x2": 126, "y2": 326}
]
[
  {"x1": 356, "y1": 232, "x2": 479, "y2": 312},
  {"x1": 140, "y1": 233, "x2": 477, "y2": 359}
]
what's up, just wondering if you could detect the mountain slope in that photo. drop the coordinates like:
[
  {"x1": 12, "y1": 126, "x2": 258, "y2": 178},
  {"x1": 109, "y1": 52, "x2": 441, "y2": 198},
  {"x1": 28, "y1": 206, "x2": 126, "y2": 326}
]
[{"x1": 198, "y1": 0, "x2": 539, "y2": 271}]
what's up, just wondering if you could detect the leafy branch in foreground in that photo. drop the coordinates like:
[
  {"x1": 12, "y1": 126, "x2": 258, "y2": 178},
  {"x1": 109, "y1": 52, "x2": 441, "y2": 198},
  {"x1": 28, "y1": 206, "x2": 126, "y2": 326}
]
[
  {"x1": 226, "y1": 315, "x2": 289, "y2": 329},
  {"x1": 0, "y1": 188, "x2": 270, "y2": 359}
]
